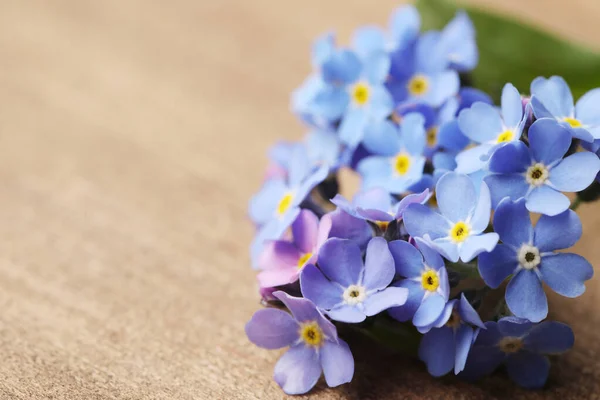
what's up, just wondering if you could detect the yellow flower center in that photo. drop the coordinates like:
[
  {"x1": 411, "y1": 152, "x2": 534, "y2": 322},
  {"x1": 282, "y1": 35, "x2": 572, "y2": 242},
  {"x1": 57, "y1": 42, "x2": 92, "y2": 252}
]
[
  {"x1": 421, "y1": 270, "x2": 439, "y2": 292},
  {"x1": 394, "y1": 153, "x2": 411, "y2": 176},
  {"x1": 563, "y1": 117, "x2": 582, "y2": 128},
  {"x1": 407, "y1": 74, "x2": 429, "y2": 96},
  {"x1": 426, "y1": 126, "x2": 438, "y2": 147},
  {"x1": 375, "y1": 220, "x2": 390, "y2": 231},
  {"x1": 498, "y1": 337, "x2": 523, "y2": 354},
  {"x1": 525, "y1": 163, "x2": 549, "y2": 187},
  {"x1": 276, "y1": 193, "x2": 294, "y2": 216},
  {"x1": 496, "y1": 130, "x2": 514, "y2": 143},
  {"x1": 299, "y1": 322, "x2": 324, "y2": 347},
  {"x1": 450, "y1": 221, "x2": 470, "y2": 243},
  {"x1": 297, "y1": 252, "x2": 313, "y2": 269},
  {"x1": 352, "y1": 82, "x2": 370, "y2": 106}
]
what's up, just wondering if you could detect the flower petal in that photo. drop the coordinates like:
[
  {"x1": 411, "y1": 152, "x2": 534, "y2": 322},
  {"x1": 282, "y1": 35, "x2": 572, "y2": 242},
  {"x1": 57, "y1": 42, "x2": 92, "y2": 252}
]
[
  {"x1": 576, "y1": 88, "x2": 600, "y2": 126},
  {"x1": 460, "y1": 233, "x2": 499, "y2": 263},
  {"x1": 388, "y1": 280, "x2": 425, "y2": 322},
  {"x1": 363, "y1": 51, "x2": 391, "y2": 84},
  {"x1": 501, "y1": 83, "x2": 524, "y2": 129},
  {"x1": 478, "y1": 244, "x2": 519, "y2": 289},
  {"x1": 274, "y1": 345, "x2": 322, "y2": 395},
  {"x1": 300, "y1": 264, "x2": 344, "y2": 310},
  {"x1": 363, "y1": 237, "x2": 396, "y2": 290},
  {"x1": 363, "y1": 287, "x2": 409, "y2": 316},
  {"x1": 493, "y1": 197, "x2": 533, "y2": 247},
  {"x1": 362, "y1": 119, "x2": 401, "y2": 156},
  {"x1": 459, "y1": 345, "x2": 504, "y2": 381},
  {"x1": 388, "y1": 240, "x2": 424, "y2": 278},
  {"x1": 506, "y1": 270, "x2": 548, "y2": 323},
  {"x1": 528, "y1": 118, "x2": 572, "y2": 165},
  {"x1": 249, "y1": 179, "x2": 288, "y2": 225},
  {"x1": 458, "y1": 102, "x2": 504, "y2": 143},
  {"x1": 320, "y1": 339, "x2": 355, "y2": 387},
  {"x1": 488, "y1": 141, "x2": 531, "y2": 174},
  {"x1": 436, "y1": 172, "x2": 477, "y2": 223},
  {"x1": 470, "y1": 181, "x2": 493, "y2": 233},
  {"x1": 413, "y1": 294, "x2": 446, "y2": 328},
  {"x1": 497, "y1": 316, "x2": 534, "y2": 337},
  {"x1": 534, "y1": 209, "x2": 582, "y2": 251},
  {"x1": 352, "y1": 26, "x2": 386, "y2": 58},
  {"x1": 530, "y1": 76, "x2": 574, "y2": 119},
  {"x1": 320, "y1": 209, "x2": 373, "y2": 251},
  {"x1": 415, "y1": 237, "x2": 446, "y2": 271},
  {"x1": 458, "y1": 293, "x2": 485, "y2": 328},
  {"x1": 400, "y1": 112, "x2": 427, "y2": 155},
  {"x1": 403, "y1": 203, "x2": 452, "y2": 240},
  {"x1": 292, "y1": 210, "x2": 320, "y2": 254},
  {"x1": 428, "y1": 238, "x2": 460, "y2": 262},
  {"x1": 526, "y1": 185, "x2": 570, "y2": 216},
  {"x1": 455, "y1": 324, "x2": 475, "y2": 374},
  {"x1": 245, "y1": 309, "x2": 299, "y2": 349},
  {"x1": 258, "y1": 267, "x2": 299, "y2": 288},
  {"x1": 539, "y1": 253, "x2": 593, "y2": 298},
  {"x1": 339, "y1": 109, "x2": 369, "y2": 148},
  {"x1": 549, "y1": 151, "x2": 600, "y2": 192},
  {"x1": 317, "y1": 238, "x2": 363, "y2": 286},
  {"x1": 327, "y1": 304, "x2": 366, "y2": 323},
  {"x1": 505, "y1": 352, "x2": 550, "y2": 389},
  {"x1": 523, "y1": 321, "x2": 574, "y2": 354},
  {"x1": 418, "y1": 326, "x2": 455, "y2": 377}
]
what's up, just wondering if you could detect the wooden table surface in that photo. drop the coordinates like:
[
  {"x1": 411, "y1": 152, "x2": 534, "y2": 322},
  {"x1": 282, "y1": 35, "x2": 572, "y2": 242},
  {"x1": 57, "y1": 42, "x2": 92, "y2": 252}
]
[{"x1": 1, "y1": 1, "x2": 600, "y2": 398}]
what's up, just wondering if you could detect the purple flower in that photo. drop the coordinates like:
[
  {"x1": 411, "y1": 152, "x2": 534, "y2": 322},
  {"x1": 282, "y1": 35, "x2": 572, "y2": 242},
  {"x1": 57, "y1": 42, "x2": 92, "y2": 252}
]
[
  {"x1": 388, "y1": 238, "x2": 450, "y2": 330},
  {"x1": 403, "y1": 172, "x2": 499, "y2": 262},
  {"x1": 461, "y1": 317, "x2": 574, "y2": 389},
  {"x1": 300, "y1": 237, "x2": 408, "y2": 323},
  {"x1": 418, "y1": 294, "x2": 485, "y2": 377},
  {"x1": 478, "y1": 198, "x2": 593, "y2": 322},
  {"x1": 245, "y1": 291, "x2": 354, "y2": 395},
  {"x1": 485, "y1": 118, "x2": 600, "y2": 216}
]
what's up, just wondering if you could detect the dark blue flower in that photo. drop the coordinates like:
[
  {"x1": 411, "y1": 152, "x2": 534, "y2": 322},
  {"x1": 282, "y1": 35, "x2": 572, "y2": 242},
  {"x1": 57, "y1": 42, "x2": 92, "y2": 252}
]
[
  {"x1": 461, "y1": 317, "x2": 574, "y2": 389},
  {"x1": 478, "y1": 198, "x2": 593, "y2": 322},
  {"x1": 485, "y1": 118, "x2": 600, "y2": 216}
]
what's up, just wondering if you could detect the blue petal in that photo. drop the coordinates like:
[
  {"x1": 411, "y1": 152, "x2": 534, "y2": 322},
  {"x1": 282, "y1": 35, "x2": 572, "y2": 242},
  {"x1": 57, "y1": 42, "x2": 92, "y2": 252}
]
[
  {"x1": 455, "y1": 324, "x2": 475, "y2": 374},
  {"x1": 428, "y1": 70, "x2": 460, "y2": 107},
  {"x1": 327, "y1": 304, "x2": 366, "y2": 323},
  {"x1": 459, "y1": 87, "x2": 493, "y2": 110},
  {"x1": 493, "y1": 198, "x2": 533, "y2": 247},
  {"x1": 321, "y1": 50, "x2": 361, "y2": 84},
  {"x1": 403, "y1": 203, "x2": 452, "y2": 240},
  {"x1": 362, "y1": 119, "x2": 401, "y2": 156},
  {"x1": 245, "y1": 309, "x2": 299, "y2": 349},
  {"x1": 317, "y1": 238, "x2": 364, "y2": 286},
  {"x1": 418, "y1": 326, "x2": 455, "y2": 377},
  {"x1": 523, "y1": 321, "x2": 574, "y2": 354},
  {"x1": 530, "y1": 76, "x2": 574, "y2": 118},
  {"x1": 459, "y1": 233, "x2": 499, "y2": 263},
  {"x1": 357, "y1": 156, "x2": 394, "y2": 190},
  {"x1": 528, "y1": 118, "x2": 572, "y2": 165},
  {"x1": 458, "y1": 293, "x2": 485, "y2": 328},
  {"x1": 310, "y1": 85, "x2": 350, "y2": 121},
  {"x1": 505, "y1": 352, "x2": 550, "y2": 389},
  {"x1": 455, "y1": 144, "x2": 493, "y2": 174},
  {"x1": 437, "y1": 120, "x2": 470, "y2": 151},
  {"x1": 539, "y1": 253, "x2": 593, "y2": 298},
  {"x1": 288, "y1": 146, "x2": 312, "y2": 186},
  {"x1": 497, "y1": 316, "x2": 534, "y2": 337},
  {"x1": 311, "y1": 32, "x2": 335, "y2": 67},
  {"x1": 436, "y1": 172, "x2": 477, "y2": 223},
  {"x1": 388, "y1": 280, "x2": 425, "y2": 322},
  {"x1": 363, "y1": 237, "x2": 395, "y2": 290},
  {"x1": 439, "y1": 11, "x2": 477, "y2": 72},
  {"x1": 300, "y1": 264, "x2": 344, "y2": 310},
  {"x1": 389, "y1": 5, "x2": 420, "y2": 49},
  {"x1": 274, "y1": 345, "x2": 321, "y2": 395},
  {"x1": 476, "y1": 321, "x2": 503, "y2": 345},
  {"x1": 251, "y1": 209, "x2": 300, "y2": 268},
  {"x1": 321, "y1": 209, "x2": 373, "y2": 251},
  {"x1": 352, "y1": 26, "x2": 386, "y2": 58},
  {"x1": 429, "y1": 238, "x2": 460, "y2": 262},
  {"x1": 400, "y1": 112, "x2": 427, "y2": 155},
  {"x1": 506, "y1": 270, "x2": 548, "y2": 323},
  {"x1": 273, "y1": 292, "x2": 337, "y2": 338},
  {"x1": 575, "y1": 88, "x2": 600, "y2": 126},
  {"x1": 339, "y1": 108, "x2": 369, "y2": 148},
  {"x1": 320, "y1": 339, "x2": 355, "y2": 387},
  {"x1": 415, "y1": 237, "x2": 446, "y2": 271},
  {"x1": 389, "y1": 240, "x2": 424, "y2": 278},
  {"x1": 525, "y1": 185, "x2": 570, "y2": 216},
  {"x1": 306, "y1": 130, "x2": 341, "y2": 167},
  {"x1": 530, "y1": 95, "x2": 554, "y2": 119},
  {"x1": 363, "y1": 287, "x2": 409, "y2": 316},
  {"x1": 488, "y1": 141, "x2": 531, "y2": 174},
  {"x1": 363, "y1": 52, "x2": 391, "y2": 84},
  {"x1": 478, "y1": 244, "x2": 519, "y2": 289},
  {"x1": 549, "y1": 151, "x2": 600, "y2": 192},
  {"x1": 248, "y1": 179, "x2": 288, "y2": 225},
  {"x1": 459, "y1": 345, "x2": 504, "y2": 381},
  {"x1": 368, "y1": 86, "x2": 394, "y2": 118},
  {"x1": 534, "y1": 209, "x2": 581, "y2": 251},
  {"x1": 458, "y1": 102, "x2": 503, "y2": 143},
  {"x1": 353, "y1": 187, "x2": 393, "y2": 213},
  {"x1": 413, "y1": 294, "x2": 446, "y2": 328},
  {"x1": 484, "y1": 173, "x2": 529, "y2": 208},
  {"x1": 415, "y1": 32, "x2": 445, "y2": 73},
  {"x1": 501, "y1": 83, "x2": 524, "y2": 129},
  {"x1": 470, "y1": 181, "x2": 493, "y2": 233}
]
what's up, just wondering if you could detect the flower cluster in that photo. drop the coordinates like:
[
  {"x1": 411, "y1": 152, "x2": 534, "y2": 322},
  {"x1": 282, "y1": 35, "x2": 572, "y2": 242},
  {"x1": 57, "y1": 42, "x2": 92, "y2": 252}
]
[{"x1": 246, "y1": 5, "x2": 600, "y2": 395}]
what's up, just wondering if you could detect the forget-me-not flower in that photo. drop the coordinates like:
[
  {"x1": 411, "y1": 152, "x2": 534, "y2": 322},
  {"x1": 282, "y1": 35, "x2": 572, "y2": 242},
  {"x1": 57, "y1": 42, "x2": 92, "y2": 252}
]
[
  {"x1": 403, "y1": 172, "x2": 499, "y2": 262},
  {"x1": 478, "y1": 198, "x2": 593, "y2": 322},
  {"x1": 485, "y1": 118, "x2": 600, "y2": 216},
  {"x1": 245, "y1": 291, "x2": 354, "y2": 395}
]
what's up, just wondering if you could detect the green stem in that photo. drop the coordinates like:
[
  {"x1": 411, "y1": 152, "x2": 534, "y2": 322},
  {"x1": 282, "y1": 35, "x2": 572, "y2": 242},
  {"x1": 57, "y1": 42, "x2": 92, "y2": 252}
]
[{"x1": 570, "y1": 197, "x2": 582, "y2": 211}]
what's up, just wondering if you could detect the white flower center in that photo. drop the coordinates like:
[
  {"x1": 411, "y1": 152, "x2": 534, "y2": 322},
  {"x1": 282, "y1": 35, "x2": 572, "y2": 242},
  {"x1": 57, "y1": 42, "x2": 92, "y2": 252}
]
[
  {"x1": 343, "y1": 285, "x2": 367, "y2": 305},
  {"x1": 517, "y1": 244, "x2": 541, "y2": 270},
  {"x1": 525, "y1": 163, "x2": 549, "y2": 187}
]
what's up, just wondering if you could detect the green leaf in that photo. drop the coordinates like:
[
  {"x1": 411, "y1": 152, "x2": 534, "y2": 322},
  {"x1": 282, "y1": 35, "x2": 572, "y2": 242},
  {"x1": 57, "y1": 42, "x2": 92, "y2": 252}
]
[{"x1": 416, "y1": 0, "x2": 600, "y2": 101}]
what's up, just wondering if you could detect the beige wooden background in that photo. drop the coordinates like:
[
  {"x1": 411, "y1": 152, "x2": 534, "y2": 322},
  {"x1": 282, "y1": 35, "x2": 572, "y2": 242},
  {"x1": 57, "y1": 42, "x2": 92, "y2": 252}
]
[{"x1": 1, "y1": 1, "x2": 600, "y2": 399}]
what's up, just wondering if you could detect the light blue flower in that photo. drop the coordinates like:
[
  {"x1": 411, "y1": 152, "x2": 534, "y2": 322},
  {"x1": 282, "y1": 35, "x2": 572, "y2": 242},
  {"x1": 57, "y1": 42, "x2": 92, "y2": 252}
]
[
  {"x1": 461, "y1": 317, "x2": 574, "y2": 389},
  {"x1": 531, "y1": 75, "x2": 600, "y2": 142},
  {"x1": 419, "y1": 293, "x2": 485, "y2": 377},
  {"x1": 485, "y1": 118, "x2": 600, "y2": 216},
  {"x1": 478, "y1": 198, "x2": 593, "y2": 322},
  {"x1": 357, "y1": 113, "x2": 427, "y2": 194},
  {"x1": 388, "y1": 238, "x2": 450, "y2": 330},
  {"x1": 455, "y1": 83, "x2": 528, "y2": 174},
  {"x1": 403, "y1": 172, "x2": 499, "y2": 262}
]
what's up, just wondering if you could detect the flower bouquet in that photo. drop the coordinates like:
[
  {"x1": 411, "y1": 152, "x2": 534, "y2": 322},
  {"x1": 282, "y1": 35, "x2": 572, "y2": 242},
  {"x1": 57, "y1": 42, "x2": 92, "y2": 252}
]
[{"x1": 245, "y1": 0, "x2": 600, "y2": 395}]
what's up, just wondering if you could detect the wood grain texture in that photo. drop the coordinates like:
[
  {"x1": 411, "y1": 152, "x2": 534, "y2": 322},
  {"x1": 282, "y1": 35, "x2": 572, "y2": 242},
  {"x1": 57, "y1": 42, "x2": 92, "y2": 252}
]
[{"x1": 1, "y1": 0, "x2": 600, "y2": 398}]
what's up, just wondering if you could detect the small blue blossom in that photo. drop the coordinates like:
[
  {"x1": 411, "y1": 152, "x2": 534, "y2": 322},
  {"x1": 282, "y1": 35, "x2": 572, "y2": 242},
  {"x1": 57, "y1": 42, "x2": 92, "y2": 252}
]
[
  {"x1": 478, "y1": 198, "x2": 593, "y2": 322},
  {"x1": 485, "y1": 118, "x2": 600, "y2": 216},
  {"x1": 461, "y1": 317, "x2": 574, "y2": 389},
  {"x1": 456, "y1": 83, "x2": 528, "y2": 174},
  {"x1": 357, "y1": 113, "x2": 427, "y2": 194},
  {"x1": 246, "y1": 291, "x2": 354, "y2": 395},
  {"x1": 388, "y1": 238, "x2": 450, "y2": 331},
  {"x1": 403, "y1": 172, "x2": 499, "y2": 262},
  {"x1": 300, "y1": 237, "x2": 408, "y2": 323},
  {"x1": 531, "y1": 75, "x2": 600, "y2": 142},
  {"x1": 419, "y1": 293, "x2": 485, "y2": 377}
]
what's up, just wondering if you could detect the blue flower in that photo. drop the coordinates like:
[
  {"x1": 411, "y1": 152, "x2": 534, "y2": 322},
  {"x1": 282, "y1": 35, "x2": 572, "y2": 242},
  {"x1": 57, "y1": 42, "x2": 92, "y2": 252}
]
[
  {"x1": 403, "y1": 172, "x2": 499, "y2": 262},
  {"x1": 531, "y1": 75, "x2": 600, "y2": 142},
  {"x1": 357, "y1": 113, "x2": 427, "y2": 194},
  {"x1": 245, "y1": 291, "x2": 354, "y2": 395},
  {"x1": 419, "y1": 293, "x2": 485, "y2": 377},
  {"x1": 461, "y1": 317, "x2": 574, "y2": 389},
  {"x1": 456, "y1": 83, "x2": 528, "y2": 174},
  {"x1": 388, "y1": 238, "x2": 450, "y2": 331},
  {"x1": 300, "y1": 237, "x2": 408, "y2": 323},
  {"x1": 478, "y1": 198, "x2": 593, "y2": 322},
  {"x1": 437, "y1": 11, "x2": 478, "y2": 72},
  {"x1": 485, "y1": 118, "x2": 600, "y2": 216}
]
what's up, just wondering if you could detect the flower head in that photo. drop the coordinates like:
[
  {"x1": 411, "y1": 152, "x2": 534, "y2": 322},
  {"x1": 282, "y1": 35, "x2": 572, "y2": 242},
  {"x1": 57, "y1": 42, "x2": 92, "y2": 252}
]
[
  {"x1": 403, "y1": 172, "x2": 499, "y2": 262},
  {"x1": 300, "y1": 237, "x2": 408, "y2": 323},
  {"x1": 388, "y1": 238, "x2": 450, "y2": 330},
  {"x1": 485, "y1": 118, "x2": 600, "y2": 216},
  {"x1": 461, "y1": 317, "x2": 574, "y2": 389},
  {"x1": 531, "y1": 75, "x2": 600, "y2": 142},
  {"x1": 245, "y1": 291, "x2": 354, "y2": 394},
  {"x1": 478, "y1": 198, "x2": 593, "y2": 322},
  {"x1": 418, "y1": 293, "x2": 485, "y2": 377}
]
